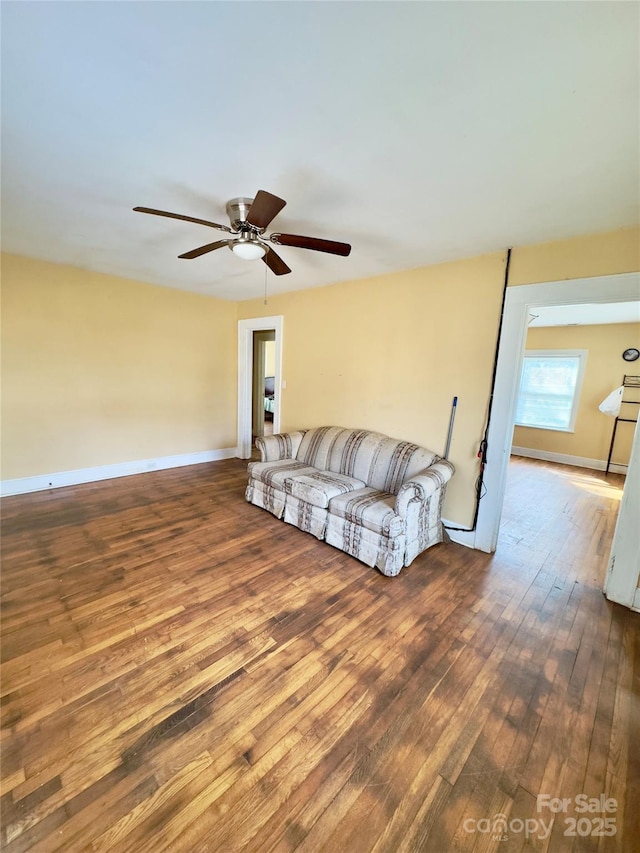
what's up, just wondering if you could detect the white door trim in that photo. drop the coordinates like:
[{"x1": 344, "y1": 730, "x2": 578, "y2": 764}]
[
  {"x1": 237, "y1": 315, "x2": 283, "y2": 458},
  {"x1": 474, "y1": 271, "x2": 640, "y2": 553},
  {"x1": 604, "y1": 416, "x2": 640, "y2": 608}
]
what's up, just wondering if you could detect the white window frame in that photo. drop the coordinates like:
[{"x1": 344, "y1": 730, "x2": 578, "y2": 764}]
[{"x1": 514, "y1": 348, "x2": 588, "y2": 433}]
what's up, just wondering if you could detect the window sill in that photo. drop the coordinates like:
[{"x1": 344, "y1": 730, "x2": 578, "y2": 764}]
[{"x1": 514, "y1": 423, "x2": 575, "y2": 434}]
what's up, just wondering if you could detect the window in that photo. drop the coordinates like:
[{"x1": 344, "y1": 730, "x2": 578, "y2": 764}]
[{"x1": 515, "y1": 349, "x2": 587, "y2": 432}]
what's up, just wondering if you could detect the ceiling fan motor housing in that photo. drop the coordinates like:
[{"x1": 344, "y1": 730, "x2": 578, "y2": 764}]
[{"x1": 226, "y1": 197, "x2": 256, "y2": 232}]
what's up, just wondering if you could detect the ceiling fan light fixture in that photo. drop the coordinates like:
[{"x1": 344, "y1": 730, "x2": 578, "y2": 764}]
[{"x1": 231, "y1": 240, "x2": 266, "y2": 261}]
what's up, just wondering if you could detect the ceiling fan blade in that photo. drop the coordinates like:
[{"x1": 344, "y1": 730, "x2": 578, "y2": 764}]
[
  {"x1": 178, "y1": 240, "x2": 230, "y2": 259},
  {"x1": 245, "y1": 190, "x2": 286, "y2": 230},
  {"x1": 133, "y1": 207, "x2": 232, "y2": 232},
  {"x1": 262, "y1": 247, "x2": 291, "y2": 276},
  {"x1": 270, "y1": 233, "x2": 351, "y2": 256}
]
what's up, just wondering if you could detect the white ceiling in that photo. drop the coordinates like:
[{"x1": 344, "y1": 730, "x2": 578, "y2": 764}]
[
  {"x1": 1, "y1": 2, "x2": 638, "y2": 301},
  {"x1": 530, "y1": 302, "x2": 640, "y2": 327}
]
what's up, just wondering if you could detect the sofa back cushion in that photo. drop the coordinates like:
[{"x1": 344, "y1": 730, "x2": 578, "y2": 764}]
[
  {"x1": 366, "y1": 438, "x2": 438, "y2": 494},
  {"x1": 296, "y1": 427, "x2": 438, "y2": 495},
  {"x1": 296, "y1": 427, "x2": 359, "y2": 472}
]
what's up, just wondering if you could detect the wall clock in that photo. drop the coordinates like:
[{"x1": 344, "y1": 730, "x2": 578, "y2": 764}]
[{"x1": 622, "y1": 347, "x2": 640, "y2": 362}]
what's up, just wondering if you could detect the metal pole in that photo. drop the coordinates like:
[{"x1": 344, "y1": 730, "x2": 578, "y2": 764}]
[{"x1": 444, "y1": 396, "x2": 457, "y2": 460}]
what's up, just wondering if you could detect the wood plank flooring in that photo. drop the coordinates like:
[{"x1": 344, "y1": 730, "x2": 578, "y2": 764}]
[{"x1": 1, "y1": 456, "x2": 638, "y2": 852}]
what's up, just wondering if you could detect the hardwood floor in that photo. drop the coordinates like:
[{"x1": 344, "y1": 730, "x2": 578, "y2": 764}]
[{"x1": 1, "y1": 456, "x2": 637, "y2": 852}]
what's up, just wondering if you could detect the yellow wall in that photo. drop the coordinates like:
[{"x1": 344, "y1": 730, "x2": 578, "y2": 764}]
[
  {"x1": 239, "y1": 227, "x2": 639, "y2": 525},
  {"x1": 240, "y1": 252, "x2": 508, "y2": 525},
  {"x1": 2, "y1": 225, "x2": 638, "y2": 524},
  {"x1": 265, "y1": 340, "x2": 276, "y2": 377},
  {"x1": 508, "y1": 226, "x2": 640, "y2": 286},
  {"x1": 513, "y1": 322, "x2": 640, "y2": 464},
  {"x1": 1, "y1": 254, "x2": 237, "y2": 480}
]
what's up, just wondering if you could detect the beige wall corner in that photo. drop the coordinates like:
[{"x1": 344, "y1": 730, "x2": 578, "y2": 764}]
[{"x1": 1, "y1": 253, "x2": 238, "y2": 480}]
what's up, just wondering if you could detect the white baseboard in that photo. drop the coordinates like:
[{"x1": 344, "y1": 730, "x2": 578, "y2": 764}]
[
  {"x1": 511, "y1": 446, "x2": 628, "y2": 475},
  {"x1": 0, "y1": 447, "x2": 238, "y2": 497}
]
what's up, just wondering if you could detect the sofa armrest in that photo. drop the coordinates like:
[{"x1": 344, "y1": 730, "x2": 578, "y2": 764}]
[
  {"x1": 255, "y1": 430, "x2": 307, "y2": 462},
  {"x1": 395, "y1": 459, "x2": 455, "y2": 517}
]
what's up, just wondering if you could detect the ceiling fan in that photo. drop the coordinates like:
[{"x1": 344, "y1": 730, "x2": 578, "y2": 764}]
[{"x1": 133, "y1": 190, "x2": 351, "y2": 276}]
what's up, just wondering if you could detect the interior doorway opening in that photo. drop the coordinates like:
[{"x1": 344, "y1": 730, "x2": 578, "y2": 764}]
[
  {"x1": 474, "y1": 272, "x2": 639, "y2": 609},
  {"x1": 252, "y1": 330, "x2": 276, "y2": 442},
  {"x1": 476, "y1": 272, "x2": 639, "y2": 553},
  {"x1": 237, "y1": 315, "x2": 283, "y2": 459}
]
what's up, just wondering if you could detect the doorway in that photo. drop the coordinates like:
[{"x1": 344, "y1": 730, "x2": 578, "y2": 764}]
[
  {"x1": 237, "y1": 315, "x2": 283, "y2": 459},
  {"x1": 475, "y1": 271, "x2": 640, "y2": 554},
  {"x1": 252, "y1": 330, "x2": 276, "y2": 441}
]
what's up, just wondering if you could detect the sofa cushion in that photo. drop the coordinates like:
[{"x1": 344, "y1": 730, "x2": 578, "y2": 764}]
[
  {"x1": 296, "y1": 427, "x2": 352, "y2": 471},
  {"x1": 366, "y1": 438, "x2": 438, "y2": 494},
  {"x1": 284, "y1": 470, "x2": 366, "y2": 509},
  {"x1": 248, "y1": 459, "x2": 318, "y2": 489},
  {"x1": 328, "y1": 487, "x2": 404, "y2": 538},
  {"x1": 296, "y1": 427, "x2": 439, "y2": 495}
]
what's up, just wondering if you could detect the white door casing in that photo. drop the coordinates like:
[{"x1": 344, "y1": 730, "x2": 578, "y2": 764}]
[{"x1": 604, "y1": 416, "x2": 640, "y2": 609}]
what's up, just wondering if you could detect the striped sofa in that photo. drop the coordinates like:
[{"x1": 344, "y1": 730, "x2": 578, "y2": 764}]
[{"x1": 245, "y1": 426, "x2": 455, "y2": 577}]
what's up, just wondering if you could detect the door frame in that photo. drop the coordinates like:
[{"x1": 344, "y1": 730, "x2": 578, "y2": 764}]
[
  {"x1": 237, "y1": 315, "x2": 283, "y2": 458},
  {"x1": 474, "y1": 271, "x2": 640, "y2": 553},
  {"x1": 604, "y1": 414, "x2": 640, "y2": 609}
]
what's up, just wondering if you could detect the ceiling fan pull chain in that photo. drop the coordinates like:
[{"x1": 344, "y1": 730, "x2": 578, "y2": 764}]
[{"x1": 264, "y1": 264, "x2": 268, "y2": 305}]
